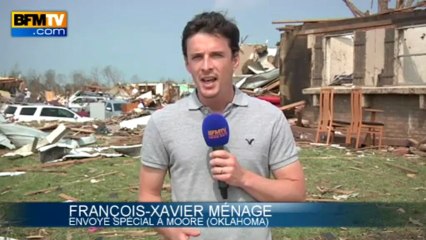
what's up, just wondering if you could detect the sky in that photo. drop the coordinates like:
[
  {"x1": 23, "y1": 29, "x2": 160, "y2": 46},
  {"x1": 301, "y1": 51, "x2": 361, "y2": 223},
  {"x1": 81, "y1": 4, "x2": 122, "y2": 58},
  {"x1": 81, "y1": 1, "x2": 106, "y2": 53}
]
[{"x1": 0, "y1": 0, "x2": 396, "y2": 83}]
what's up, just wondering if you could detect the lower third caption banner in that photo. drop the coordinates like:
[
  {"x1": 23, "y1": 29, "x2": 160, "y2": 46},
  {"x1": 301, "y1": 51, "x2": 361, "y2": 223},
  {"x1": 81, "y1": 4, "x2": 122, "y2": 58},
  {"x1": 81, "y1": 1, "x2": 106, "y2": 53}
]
[{"x1": 1, "y1": 202, "x2": 423, "y2": 227}]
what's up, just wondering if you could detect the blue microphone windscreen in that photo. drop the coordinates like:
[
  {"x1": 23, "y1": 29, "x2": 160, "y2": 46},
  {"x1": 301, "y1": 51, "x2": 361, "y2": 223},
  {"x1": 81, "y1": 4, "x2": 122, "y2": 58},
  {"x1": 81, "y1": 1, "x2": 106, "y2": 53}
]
[{"x1": 202, "y1": 113, "x2": 230, "y2": 147}]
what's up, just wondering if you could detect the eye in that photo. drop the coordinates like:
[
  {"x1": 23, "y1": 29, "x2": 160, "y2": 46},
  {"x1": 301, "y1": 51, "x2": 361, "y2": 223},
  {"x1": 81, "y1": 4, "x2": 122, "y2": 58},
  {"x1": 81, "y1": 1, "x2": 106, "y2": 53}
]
[
  {"x1": 191, "y1": 54, "x2": 203, "y2": 61},
  {"x1": 211, "y1": 52, "x2": 224, "y2": 58}
]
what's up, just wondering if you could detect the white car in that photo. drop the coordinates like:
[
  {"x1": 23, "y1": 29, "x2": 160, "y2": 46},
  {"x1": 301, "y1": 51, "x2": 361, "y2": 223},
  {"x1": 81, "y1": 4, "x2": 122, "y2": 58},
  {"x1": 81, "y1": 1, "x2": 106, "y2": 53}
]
[
  {"x1": 68, "y1": 96, "x2": 107, "y2": 112},
  {"x1": 5, "y1": 104, "x2": 93, "y2": 123}
]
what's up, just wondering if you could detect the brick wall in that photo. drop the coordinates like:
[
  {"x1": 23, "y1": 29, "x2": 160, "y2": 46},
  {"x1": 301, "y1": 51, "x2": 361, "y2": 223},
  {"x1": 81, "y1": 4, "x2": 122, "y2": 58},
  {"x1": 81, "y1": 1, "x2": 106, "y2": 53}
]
[{"x1": 304, "y1": 94, "x2": 426, "y2": 144}]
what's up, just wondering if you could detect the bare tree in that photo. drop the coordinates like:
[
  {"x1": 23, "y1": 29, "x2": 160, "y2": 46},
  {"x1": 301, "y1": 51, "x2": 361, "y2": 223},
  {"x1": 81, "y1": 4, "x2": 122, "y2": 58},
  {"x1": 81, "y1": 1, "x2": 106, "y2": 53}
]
[
  {"x1": 72, "y1": 71, "x2": 91, "y2": 90},
  {"x1": 56, "y1": 73, "x2": 67, "y2": 93},
  {"x1": 344, "y1": 0, "x2": 425, "y2": 16},
  {"x1": 102, "y1": 65, "x2": 123, "y2": 86},
  {"x1": 378, "y1": 0, "x2": 390, "y2": 12},
  {"x1": 26, "y1": 70, "x2": 43, "y2": 100},
  {"x1": 130, "y1": 74, "x2": 141, "y2": 83},
  {"x1": 342, "y1": 0, "x2": 368, "y2": 17},
  {"x1": 397, "y1": 0, "x2": 421, "y2": 8},
  {"x1": 44, "y1": 69, "x2": 62, "y2": 94},
  {"x1": 9, "y1": 63, "x2": 22, "y2": 78},
  {"x1": 91, "y1": 67, "x2": 101, "y2": 84}
]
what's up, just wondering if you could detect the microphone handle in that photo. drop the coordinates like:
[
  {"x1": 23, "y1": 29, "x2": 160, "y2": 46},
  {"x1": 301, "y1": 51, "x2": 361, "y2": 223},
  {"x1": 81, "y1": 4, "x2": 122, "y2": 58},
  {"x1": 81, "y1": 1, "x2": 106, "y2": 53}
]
[{"x1": 212, "y1": 146, "x2": 229, "y2": 200}]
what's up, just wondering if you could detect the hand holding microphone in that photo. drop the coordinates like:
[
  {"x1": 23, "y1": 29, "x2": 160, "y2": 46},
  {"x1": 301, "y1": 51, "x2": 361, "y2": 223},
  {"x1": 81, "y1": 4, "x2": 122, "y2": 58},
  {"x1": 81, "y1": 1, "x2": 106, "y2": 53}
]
[{"x1": 202, "y1": 113, "x2": 230, "y2": 199}]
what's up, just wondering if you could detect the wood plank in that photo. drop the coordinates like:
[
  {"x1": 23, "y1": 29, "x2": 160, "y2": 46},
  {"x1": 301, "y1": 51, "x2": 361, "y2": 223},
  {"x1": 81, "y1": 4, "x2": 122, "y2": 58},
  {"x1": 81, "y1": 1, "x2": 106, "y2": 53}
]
[
  {"x1": 272, "y1": 18, "x2": 346, "y2": 24},
  {"x1": 299, "y1": 19, "x2": 393, "y2": 35},
  {"x1": 279, "y1": 100, "x2": 306, "y2": 111},
  {"x1": 70, "y1": 128, "x2": 95, "y2": 134},
  {"x1": 58, "y1": 193, "x2": 79, "y2": 201},
  {"x1": 385, "y1": 162, "x2": 418, "y2": 174}
]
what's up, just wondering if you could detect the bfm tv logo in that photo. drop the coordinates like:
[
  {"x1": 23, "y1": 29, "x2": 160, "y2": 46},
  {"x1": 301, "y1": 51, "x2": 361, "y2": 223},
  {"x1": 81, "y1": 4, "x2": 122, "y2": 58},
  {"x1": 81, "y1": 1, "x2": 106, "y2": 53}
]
[{"x1": 11, "y1": 11, "x2": 67, "y2": 37}]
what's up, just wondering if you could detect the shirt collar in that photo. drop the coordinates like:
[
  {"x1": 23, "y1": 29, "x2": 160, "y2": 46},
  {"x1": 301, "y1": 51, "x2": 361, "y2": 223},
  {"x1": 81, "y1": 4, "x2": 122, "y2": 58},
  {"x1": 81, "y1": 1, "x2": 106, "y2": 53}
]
[{"x1": 187, "y1": 86, "x2": 249, "y2": 111}]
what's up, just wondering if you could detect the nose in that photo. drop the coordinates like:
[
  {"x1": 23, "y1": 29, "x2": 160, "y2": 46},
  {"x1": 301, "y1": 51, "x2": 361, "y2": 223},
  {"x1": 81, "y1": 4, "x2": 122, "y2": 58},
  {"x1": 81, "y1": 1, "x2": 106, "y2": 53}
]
[{"x1": 201, "y1": 56, "x2": 213, "y2": 71}]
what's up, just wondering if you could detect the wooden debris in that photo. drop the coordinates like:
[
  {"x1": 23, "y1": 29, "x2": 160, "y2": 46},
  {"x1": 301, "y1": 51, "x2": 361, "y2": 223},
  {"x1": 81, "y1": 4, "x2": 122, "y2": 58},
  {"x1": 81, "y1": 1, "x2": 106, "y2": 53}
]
[
  {"x1": 70, "y1": 127, "x2": 95, "y2": 134},
  {"x1": 41, "y1": 157, "x2": 104, "y2": 168},
  {"x1": 38, "y1": 123, "x2": 59, "y2": 131},
  {"x1": 409, "y1": 217, "x2": 423, "y2": 227},
  {"x1": 316, "y1": 185, "x2": 355, "y2": 195},
  {"x1": 21, "y1": 169, "x2": 67, "y2": 173},
  {"x1": 25, "y1": 171, "x2": 118, "y2": 196},
  {"x1": 1, "y1": 186, "x2": 12, "y2": 195},
  {"x1": 349, "y1": 166, "x2": 372, "y2": 174},
  {"x1": 95, "y1": 230, "x2": 157, "y2": 237},
  {"x1": 384, "y1": 162, "x2": 418, "y2": 174},
  {"x1": 410, "y1": 147, "x2": 426, "y2": 157},
  {"x1": 279, "y1": 100, "x2": 306, "y2": 111},
  {"x1": 306, "y1": 197, "x2": 341, "y2": 202},
  {"x1": 406, "y1": 173, "x2": 417, "y2": 178},
  {"x1": 26, "y1": 235, "x2": 44, "y2": 239},
  {"x1": 59, "y1": 193, "x2": 79, "y2": 202},
  {"x1": 5, "y1": 157, "x2": 105, "y2": 172},
  {"x1": 25, "y1": 188, "x2": 54, "y2": 196},
  {"x1": 408, "y1": 138, "x2": 419, "y2": 147},
  {"x1": 162, "y1": 183, "x2": 171, "y2": 191}
]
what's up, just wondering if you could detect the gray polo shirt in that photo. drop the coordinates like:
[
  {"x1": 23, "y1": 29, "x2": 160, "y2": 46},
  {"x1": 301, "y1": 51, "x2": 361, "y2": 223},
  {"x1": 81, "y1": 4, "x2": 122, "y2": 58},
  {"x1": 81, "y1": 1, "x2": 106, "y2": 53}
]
[{"x1": 141, "y1": 88, "x2": 298, "y2": 240}]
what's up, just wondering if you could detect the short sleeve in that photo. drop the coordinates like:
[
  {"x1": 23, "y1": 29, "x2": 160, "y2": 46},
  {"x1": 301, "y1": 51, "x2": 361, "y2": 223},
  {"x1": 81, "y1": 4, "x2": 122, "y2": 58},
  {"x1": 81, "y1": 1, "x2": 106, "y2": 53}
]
[
  {"x1": 268, "y1": 112, "x2": 299, "y2": 171},
  {"x1": 140, "y1": 116, "x2": 169, "y2": 170}
]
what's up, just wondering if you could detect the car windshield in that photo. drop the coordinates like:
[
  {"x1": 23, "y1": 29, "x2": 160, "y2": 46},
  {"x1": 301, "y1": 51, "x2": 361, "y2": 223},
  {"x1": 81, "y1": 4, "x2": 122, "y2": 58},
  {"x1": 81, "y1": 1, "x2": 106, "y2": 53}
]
[
  {"x1": 4, "y1": 106, "x2": 17, "y2": 114},
  {"x1": 113, "y1": 103, "x2": 123, "y2": 111},
  {"x1": 40, "y1": 108, "x2": 75, "y2": 118},
  {"x1": 20, "y1": 107, "x2": 37, "y2": 116}
]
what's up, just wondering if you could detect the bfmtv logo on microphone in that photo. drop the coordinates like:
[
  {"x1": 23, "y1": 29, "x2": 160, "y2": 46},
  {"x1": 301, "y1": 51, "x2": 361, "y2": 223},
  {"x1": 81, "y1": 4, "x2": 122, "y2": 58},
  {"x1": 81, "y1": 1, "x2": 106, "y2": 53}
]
[{"x1": 208, "y1": 128, "x2": 228, "y2": 140}]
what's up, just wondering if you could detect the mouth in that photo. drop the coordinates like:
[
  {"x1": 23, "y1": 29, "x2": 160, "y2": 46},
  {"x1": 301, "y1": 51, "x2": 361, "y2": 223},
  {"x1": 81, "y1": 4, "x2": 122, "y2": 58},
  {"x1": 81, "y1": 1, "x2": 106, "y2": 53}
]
[{"x1": 200, "y1": 76, "x2": 217, "y2": 83}]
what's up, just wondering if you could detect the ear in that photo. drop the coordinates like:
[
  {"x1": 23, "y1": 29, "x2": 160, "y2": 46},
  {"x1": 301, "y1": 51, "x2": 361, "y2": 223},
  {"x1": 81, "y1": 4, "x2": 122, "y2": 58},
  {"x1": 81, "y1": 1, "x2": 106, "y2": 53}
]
[
  {"x1": 184, "y1": 56, "x2": 190, "y2": 72},
  {"x1": 232, "y1": 53, "x2": 240, "y2": 72}
]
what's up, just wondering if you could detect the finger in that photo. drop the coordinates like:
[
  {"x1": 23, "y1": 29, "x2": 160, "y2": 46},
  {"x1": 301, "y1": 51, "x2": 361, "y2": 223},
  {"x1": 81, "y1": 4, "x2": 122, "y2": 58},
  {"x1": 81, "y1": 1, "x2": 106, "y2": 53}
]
[
  {"x1": 209, "y1": 150, "x2": 229, "y2": 158},
  {"x1": 209, "y1": 158, "x2": 228, "y2": 168},
  {"x1": 183, "y1": 228, "x2": 201, "y2": 237},
  {"x1": 211, "y1": 167, "x2": 224, "y2": 175}
]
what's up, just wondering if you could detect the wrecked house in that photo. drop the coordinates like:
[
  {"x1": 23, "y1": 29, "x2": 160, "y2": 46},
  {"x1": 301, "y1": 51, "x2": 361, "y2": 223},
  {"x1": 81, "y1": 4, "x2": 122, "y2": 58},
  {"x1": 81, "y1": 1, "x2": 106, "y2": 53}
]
[
  {"x1": 236, "y1": 43, "x2": 277, "y2": 75},
  {"x1": 0, "y1": 77, "x2": 23, "y2": 101},
  {"x1": 276, "y1": 9, "x2": 426, "y2": 144}
]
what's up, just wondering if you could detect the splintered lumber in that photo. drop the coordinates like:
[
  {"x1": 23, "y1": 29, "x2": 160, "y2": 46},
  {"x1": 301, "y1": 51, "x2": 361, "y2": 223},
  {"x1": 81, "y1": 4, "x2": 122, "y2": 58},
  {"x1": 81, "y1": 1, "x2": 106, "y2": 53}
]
[
  {"x1": 41, "y1": 157, "x2": 104, "y2": 168},
  {"x1": 279, "y1": 100, "x2": 306, "y2": 111},
  {"x1": 26, "y1": 235, "x2": 44, "y2": 239},
  {"x1": 272, "y1": 18, "x2": 344, "y2": 24},
  {"x1": 25, "y1": 171, "x2": 118, "y2": 196},
  {"x1": 4, "y1": 157, "x2": 105, "y2": 172},
  {"x1": 384, "y1": 162, "x2": 418, "y2": 174},
  {"x1": 70, "y1": 127, "x2": 95, "y2": 134},
  {"x1": 306, "y1": 197, "x2": 340, "y2": 202},
  {"x1": 38, "y1": 123, "x2": 59, "y2": 131},
  {"x1": 299, "y1": 19, "x2": 392, "y2": 35},
  {"x1": 96, "y1": 230, "x2": 157, "y2": 237},
  {"x1": 58, "y1": 193, "x2": 79, "y2": 202}
]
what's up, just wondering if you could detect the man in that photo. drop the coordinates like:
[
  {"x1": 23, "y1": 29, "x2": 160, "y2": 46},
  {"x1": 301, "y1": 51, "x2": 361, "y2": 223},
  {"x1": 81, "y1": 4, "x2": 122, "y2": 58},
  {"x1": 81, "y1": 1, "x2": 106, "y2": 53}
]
[
  {"x1": 139, "y1": 11, "x2": 305, "y2": 240},
  {"x1": 23, "y1": 88, "x2": 31, "y2": 103}
]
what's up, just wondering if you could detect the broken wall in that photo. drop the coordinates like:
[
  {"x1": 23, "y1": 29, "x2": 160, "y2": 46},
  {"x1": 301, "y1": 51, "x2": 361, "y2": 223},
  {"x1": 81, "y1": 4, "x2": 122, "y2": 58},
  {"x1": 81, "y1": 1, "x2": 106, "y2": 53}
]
[
  {"x1": 365, "y1": 29, "x2": 385, "y2": 86},
  {"x1": 279, "y1": 35, "x2": 311, "y2": 104},
  {"x1": 396, "y1": 25, "x2": 426, "y2": 85},
  {"x1": 324, "y1": 34, "x2": 354, "y2": 85}
]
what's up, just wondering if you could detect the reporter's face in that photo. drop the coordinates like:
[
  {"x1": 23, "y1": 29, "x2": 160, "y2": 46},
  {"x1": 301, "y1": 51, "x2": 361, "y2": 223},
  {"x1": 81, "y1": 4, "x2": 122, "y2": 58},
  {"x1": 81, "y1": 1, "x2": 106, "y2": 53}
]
[{"x1": 185, "y1": 33, "x2": 239, "y2": 101}]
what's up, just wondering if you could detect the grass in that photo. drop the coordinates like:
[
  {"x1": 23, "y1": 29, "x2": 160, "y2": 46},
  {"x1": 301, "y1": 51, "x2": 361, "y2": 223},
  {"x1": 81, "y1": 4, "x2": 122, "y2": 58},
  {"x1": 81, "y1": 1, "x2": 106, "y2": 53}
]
[{"x1": 0, "y1": 145, "x2": 425, "y2": 239}]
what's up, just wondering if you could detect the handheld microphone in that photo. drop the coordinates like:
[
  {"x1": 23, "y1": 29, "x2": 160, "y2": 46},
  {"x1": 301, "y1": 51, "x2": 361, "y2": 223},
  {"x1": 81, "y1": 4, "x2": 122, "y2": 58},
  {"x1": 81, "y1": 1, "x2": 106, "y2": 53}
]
[{"x1": 202, "y1": 113, "x2": 230, "y2": 199}]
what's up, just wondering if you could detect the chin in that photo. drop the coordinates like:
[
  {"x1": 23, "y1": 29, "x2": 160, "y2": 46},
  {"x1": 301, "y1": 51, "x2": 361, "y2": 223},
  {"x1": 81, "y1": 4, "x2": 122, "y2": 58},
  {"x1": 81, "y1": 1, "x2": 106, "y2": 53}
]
[{"x1": 198, "y1": 89, "x2": 219, "y2": 99}]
